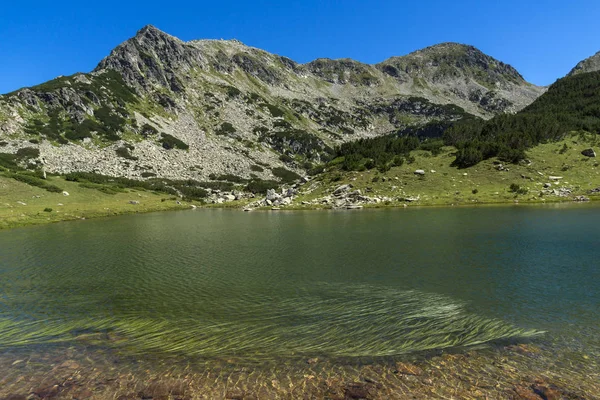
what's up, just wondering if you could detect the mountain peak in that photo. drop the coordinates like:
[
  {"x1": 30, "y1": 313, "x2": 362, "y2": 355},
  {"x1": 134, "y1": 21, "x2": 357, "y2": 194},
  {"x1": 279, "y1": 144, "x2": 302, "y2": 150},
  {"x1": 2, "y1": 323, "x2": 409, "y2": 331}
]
[
  {"x1": 132, "y1": 24, "x2": 182, "y2": 44},
  {"x1": 94, "y1": 25, "x2": 196, "y2": 93},
  {"x1": 568, "y1": 50, "x2": 600, "y2": 76},
  {"x1": 378, "y1": 42, "x2": 525, "y2": 86}
]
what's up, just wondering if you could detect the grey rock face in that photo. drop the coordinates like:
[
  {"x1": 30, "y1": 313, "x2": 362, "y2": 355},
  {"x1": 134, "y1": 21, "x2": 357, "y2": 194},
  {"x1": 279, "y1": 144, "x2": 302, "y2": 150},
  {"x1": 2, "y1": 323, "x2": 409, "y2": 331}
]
[{"x1": 568, "y1": 51, "x2": 600, "y2": 76}]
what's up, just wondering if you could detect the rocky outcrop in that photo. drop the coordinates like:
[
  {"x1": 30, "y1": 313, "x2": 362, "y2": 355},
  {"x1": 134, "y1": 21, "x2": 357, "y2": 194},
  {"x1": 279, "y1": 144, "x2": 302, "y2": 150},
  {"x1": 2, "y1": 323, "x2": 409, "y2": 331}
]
[{"x1": 568, "y1": 50, "x2": 600, "y2": 76}]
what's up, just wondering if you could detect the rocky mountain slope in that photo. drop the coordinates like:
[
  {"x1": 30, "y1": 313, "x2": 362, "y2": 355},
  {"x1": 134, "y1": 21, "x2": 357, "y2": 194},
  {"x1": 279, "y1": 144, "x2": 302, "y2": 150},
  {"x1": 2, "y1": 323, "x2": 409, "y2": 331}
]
[
  {"x1": 0, "y1": 25, "x2": 545, "y2": 183},
  {"x1": 568, "y1": 50, "x2": 600, "y2": 76}
]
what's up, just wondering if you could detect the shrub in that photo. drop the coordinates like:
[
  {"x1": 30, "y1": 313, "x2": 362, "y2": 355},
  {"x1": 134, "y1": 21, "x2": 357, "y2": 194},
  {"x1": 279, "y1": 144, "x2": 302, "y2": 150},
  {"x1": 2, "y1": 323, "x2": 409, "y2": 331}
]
[
  {"x1": 559, "y1": 143, "x2": 569, "y2": 154},
  {"x1": 279, "y1": 154, "x2": 293, "y2": 163},
  {"x1": 245, "y1": 179, "x2": 279, "y2": 194},
  {"x1": 272, "y1": 167, "x2": 301, "y2": 183},
  {"x1": 115, "y1": 146, "x2": 138, "y2": 160},
  {"x1": 7, "y1": 172, "x2": 63, "y2": 193},
  {"x1": 452, "y1": 146, "x2": 483, "y2": 168},
  {"x1": 161, "y1": 133, "x2": 189, "y2": 150},
  {"x1": 16, "y1": 147, "x2": 40, "y2": 159},
  {"x1": 308, "y1": 164, "x2": 325, "y2": 175},
  {"x1": 212, "y1": 174, "x2": 247, "y2": 183},
  {"x1": 273, "y1": 119, "x2": 292, "y2": 129},
  {"x1": 224, "y1": 85, "x2": 242, "y2": 98},
  {"x1": 419, "y1": 139, "x2": 444, "y2": 156},
  {"x1": 180, "y1": 186, "x2": 208, "y2": 200},
  {"x1": 472, "y1": 188, "x2": 479, "y2": 194},
  {"x1": 250, "y1": 164, "x2": 264, "y2": 172},
  {"x1": 43, "y1": 208, "x2": 53, "y2": 212},
  {"x1": 342, "y1": 153, "x2": 364, "y2": 171},
  {"x1": 215, "y1": 122, "x2": 236, "y2": 136},
  {"x1": 94, "y1": 106, "x2": 126, "y2": 133},
  {"x1": 196, "y1": 181, "x2": 234, "y2": 191},
  {"x1": 262, "y1": 103, "x2": 286, "y2": 118},
  {"x1": 252, "y1": 126, "x2": 268, "y2": 135}
]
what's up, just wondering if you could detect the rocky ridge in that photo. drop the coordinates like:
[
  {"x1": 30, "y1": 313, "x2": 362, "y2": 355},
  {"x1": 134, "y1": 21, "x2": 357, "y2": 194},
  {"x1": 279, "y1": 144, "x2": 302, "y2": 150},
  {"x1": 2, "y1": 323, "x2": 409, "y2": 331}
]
[
  {"x1": 0, "y1": 25, "x2": 546, "y2": 184},
  {"x1": 568, "y1": 50, "x2": 600, "y2": 76}
]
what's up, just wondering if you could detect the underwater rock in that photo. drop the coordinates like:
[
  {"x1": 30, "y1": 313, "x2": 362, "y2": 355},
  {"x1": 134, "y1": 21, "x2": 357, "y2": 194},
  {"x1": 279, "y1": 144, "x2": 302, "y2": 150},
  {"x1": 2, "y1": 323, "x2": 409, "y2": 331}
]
[
  {"x1": 344, "y1": 382, "x2": 374, "y2": 399},
  {"x1": 394, "y1": 362, "x2": 423, "y2": 376},
  {"x1": 1, "y1": 395, "x2": 27, "y2": 400},
  {"x1": 31, "y1": 384, "x2": 61, "y2": 399}
]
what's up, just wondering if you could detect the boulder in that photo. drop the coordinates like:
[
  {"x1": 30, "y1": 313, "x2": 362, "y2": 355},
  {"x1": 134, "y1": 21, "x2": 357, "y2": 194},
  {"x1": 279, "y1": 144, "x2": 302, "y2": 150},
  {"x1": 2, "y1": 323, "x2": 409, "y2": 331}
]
[
  {"x1": 62, "y1": 191, "x2": 70, "y2": 196},
  {"x1": 414, "y1": 169, "x2": 425, "y2": 176},
  {"x1": 333, "y1": 184, "x2": 352, "y2": 195},
  {"x1": 581, "y1": 148, "x2": 596, "y2": 157},
  {"x1": 223, "y1": 194, "x2": 236, "y2": 201},
  {"x1": 128, "y1": 200, "x2": 140, "y2": 205},
  {"x1": 266, "y1": 189, "x2": 281, "y2": 201},
  {"x1": 574, "y1": 195, "x2": 590, "y2": 202},
  {"x1": 346, "y1": 205, "x2": 363, "y2": 209}
]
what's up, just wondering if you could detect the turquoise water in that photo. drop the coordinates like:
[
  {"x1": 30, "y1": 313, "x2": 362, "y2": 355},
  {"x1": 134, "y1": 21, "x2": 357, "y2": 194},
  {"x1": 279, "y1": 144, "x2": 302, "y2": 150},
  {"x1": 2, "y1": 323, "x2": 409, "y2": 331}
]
[{"x1": 0, "y1": 205, "x2": 599, "y2": 361}]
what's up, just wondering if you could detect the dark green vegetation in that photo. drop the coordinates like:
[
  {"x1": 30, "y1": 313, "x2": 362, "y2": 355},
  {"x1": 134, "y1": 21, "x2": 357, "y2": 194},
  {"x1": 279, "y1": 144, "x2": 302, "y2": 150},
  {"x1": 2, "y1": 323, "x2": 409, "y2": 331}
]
[
  {"x1": 245, "y1": 179, "x2": 279, "y2": 194},
  {"x1": 271, "y1": 167, "x2": 302, "y2": 183},
  {"x1": 0, "y1": 148, "x2": 64, "y2": 193},
  {"x1": 208, "y1": 169, "x2": 300, "y2": 194},
  {"x1": 64, "y1": 172, "x2": 209, "y2": 201},
  {"x1": 445, "y1": 70, "x2": 600, "y2": 167},
  {"x1": 259, "y1": 129, "x2": 334, "y2": 160},
  {"x1": 334, "y1": 135, "x2": 432, "y2": 172},
  {"x1": 160, "y1": 133, "x2": 189, "y2": 150},
  {"x1": 17, "y1": 70, "x2": 138, "y2": 144},
  {"x1": 215, "y1": 122, "x2": 236, "y2": 136},
  {"x1": 140, "y1": 123, "x2": 159, "y2": 137},
  {"x1": 115, "y1": 144, "x2": 137, "y2": 160},
  {"x1": 5, "y1": 172, "x2": 63, "y2": 193}
]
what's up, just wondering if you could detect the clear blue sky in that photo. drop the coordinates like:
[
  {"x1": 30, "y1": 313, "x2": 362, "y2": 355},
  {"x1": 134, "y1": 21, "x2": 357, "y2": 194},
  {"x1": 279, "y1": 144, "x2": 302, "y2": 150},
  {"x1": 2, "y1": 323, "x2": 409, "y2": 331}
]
[{"x1": 1, "y1": 0, "x2": 600, "y2": 94}]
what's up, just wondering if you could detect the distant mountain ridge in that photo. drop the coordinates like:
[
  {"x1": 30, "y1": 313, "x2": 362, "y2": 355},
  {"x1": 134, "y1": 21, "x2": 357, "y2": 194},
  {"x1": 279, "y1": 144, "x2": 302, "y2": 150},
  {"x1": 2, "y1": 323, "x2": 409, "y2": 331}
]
[
  {"x1": 0, "y1": 25, "x2": 555, "y2": 182},
  {"x1": 568, "y1": 50, "x2": 600, "y2": 76}
]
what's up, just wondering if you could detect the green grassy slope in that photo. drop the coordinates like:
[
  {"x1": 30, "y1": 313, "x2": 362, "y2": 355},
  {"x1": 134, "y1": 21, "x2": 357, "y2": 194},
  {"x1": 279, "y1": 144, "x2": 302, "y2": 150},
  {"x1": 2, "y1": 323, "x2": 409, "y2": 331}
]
[
  {"x1": 0, "y1": 175, "x2": 190, "y2": 229},
  {"x1": 295, "y1": 133, "x2": 600, "y2": 207}
]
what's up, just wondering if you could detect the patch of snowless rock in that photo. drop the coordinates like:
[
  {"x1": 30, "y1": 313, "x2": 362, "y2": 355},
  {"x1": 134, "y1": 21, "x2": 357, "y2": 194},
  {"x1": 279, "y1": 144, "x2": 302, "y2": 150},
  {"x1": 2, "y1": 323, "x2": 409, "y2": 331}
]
[{"x1": 38, "y1": 111, "x2": 291, "y2": 181}]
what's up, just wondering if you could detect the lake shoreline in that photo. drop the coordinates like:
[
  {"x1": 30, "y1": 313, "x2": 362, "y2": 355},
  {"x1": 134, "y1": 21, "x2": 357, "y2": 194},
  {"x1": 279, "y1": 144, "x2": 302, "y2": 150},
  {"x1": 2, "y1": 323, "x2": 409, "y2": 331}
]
[
  {"x1": 0, "y1": 197, "x2": 600, "y2": 231},
  {"x1": 1, "y1": 194, "x2": 598, "y2": 231}
]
